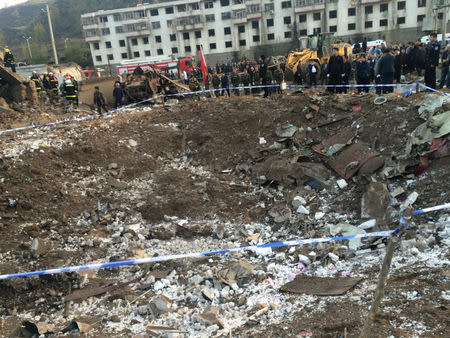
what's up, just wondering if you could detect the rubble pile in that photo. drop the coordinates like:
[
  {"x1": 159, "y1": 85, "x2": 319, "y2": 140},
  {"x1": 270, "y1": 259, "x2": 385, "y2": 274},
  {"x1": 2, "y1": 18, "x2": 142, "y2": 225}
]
[{"x1": 0, "y1": 90, "x2": 449, "y2": 336}]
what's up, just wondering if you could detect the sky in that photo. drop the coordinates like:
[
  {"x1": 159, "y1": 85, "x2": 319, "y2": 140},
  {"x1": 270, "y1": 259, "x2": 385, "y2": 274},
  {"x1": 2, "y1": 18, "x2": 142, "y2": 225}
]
[{"x1": 0, "y1": 0, "x2": 28, "y2": 9}]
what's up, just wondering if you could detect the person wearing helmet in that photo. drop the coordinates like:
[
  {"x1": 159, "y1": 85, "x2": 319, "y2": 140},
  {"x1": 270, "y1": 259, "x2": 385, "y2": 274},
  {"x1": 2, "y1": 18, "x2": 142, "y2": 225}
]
[
  {"x1": 30, "y1": 71, "x2": 42, "y2": 93},
  {"x1": 42, "y1": 72, "x2": 51, "y2": 91},
  {"x1": 47, "y1": 72, "x2": 59, "y2": 104},
  {"x1": 3, "y1": 49, "x2": 16, "y2": 72},
  {"x1": 61, "y1": 76, "x2": 77, "y2": 113}
]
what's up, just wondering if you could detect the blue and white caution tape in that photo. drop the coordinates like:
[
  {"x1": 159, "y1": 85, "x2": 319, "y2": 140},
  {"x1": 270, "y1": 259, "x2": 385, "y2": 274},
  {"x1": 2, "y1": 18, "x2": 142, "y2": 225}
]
[
  {"x1": 412, "y1": 202, "x2": 450, "y2": 215},
  {"x1": 1, "y1": 82, "x2": 448, "y2": 136},
  {"x1": 0, "y1": 230, "x2": 394, "y2": 280}
]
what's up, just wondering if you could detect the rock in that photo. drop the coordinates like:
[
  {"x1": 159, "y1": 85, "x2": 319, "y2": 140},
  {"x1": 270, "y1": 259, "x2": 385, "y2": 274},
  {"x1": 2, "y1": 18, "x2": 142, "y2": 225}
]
[
  {"x1": 297, "y1": 254, "x2": 311, "y2": 265},
  {"x1": 268, "y1": 205, "x2": 291, "y2": 223},
  {"x1": 336, "y1": 179, "x2": 348, "y2": 189},
  {"x1": 328, "y1": 252, "x2": 339, "y2": 262},
  {"x1": 390, "y1": 186, "x2": 405, "y2": 198},
  {"x1": 292, "y1": 196, "x2": 307, "y2": 209},
  {"x1": 128, "y1": 139, "x2": 138, "y2": 147},
  {"x1": 196, "y1": 306, "x2": 224, "y2": 328},
  {"x1": 108, "y1": 162, "x2": 118, "y2": 170},
  {"x1": 314, "y1": 212, "x2": 325, "y2": 220},
  {"x1": 305, "y1": 113, "x2": 313, "y2": 120},
  {"x1": 361, "y1": 182, "x2": 391, "y2": 221},
  {"x1": 329, "y1": 223, "x2": 366, "y2": 250},
  {"x1": 201, "y1": 286, "x2": 215, "y2": 301},
  {"x1": 358, "y1": 219, "x2": 376, "y2": 230},
  {"x1": 215, "y1": 224, "x2": 225, "y2": 239},
  {"x1": 275, "y1": 122, "x2": 298, "y2": 138},
  {"x1": 217, "y1": 260, "x2": 254, "y2": 286},
  {"x1": 400, "y1": 191, "x2": 419, "y2": 211},
  {"x1": 30, "y1": 238, "x2": 39, "y2": 258},
  {"x1": 149, "y1": 295, "x2": 171, "y2": 319},
  {"x1": 296, "y1": 205, "x2": 310, "y2": 214}
]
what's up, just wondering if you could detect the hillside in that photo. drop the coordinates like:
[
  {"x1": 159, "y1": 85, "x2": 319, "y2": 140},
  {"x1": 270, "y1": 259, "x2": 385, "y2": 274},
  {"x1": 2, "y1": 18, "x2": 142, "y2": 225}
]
[{"x1": 0, "y1": 0, "x2": 142, "y2": 66}]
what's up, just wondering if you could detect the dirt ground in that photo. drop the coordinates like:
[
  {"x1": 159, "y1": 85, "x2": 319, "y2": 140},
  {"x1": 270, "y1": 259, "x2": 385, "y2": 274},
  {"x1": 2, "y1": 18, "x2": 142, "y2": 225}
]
[{"x1": 0, "y1": 88, "x2": 449, "y2": 337}]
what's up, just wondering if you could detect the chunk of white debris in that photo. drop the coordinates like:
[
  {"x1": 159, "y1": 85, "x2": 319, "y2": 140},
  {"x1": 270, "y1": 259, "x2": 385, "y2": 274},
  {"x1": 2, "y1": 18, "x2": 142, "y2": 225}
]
[
  {"x1": 314, "y1": 212, "x2": 325, "y2": 220},
  {"x1": 358, "y1": 219, "x2": 376, "y2": 230},
  {"x1": 336, "y1": 179, "x2": 348, "y2": 189},
  {"x1": 128, "y1": 139, "x2": 138, "y2": 147},
  {"x1": 296, "y1": 205, "x2": 310, "y2": 215},
  {"x1": 259, "y1": 137, "x2": 267, "y2": 145},
  {"x1": 328, "y1": 252, "x2": 339, "y2": 262}
]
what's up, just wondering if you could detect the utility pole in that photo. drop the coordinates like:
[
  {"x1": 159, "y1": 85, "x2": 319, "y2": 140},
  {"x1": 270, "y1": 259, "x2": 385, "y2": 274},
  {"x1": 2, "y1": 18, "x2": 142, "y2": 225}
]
[
  {"x1": 22, "y1": 36, "x2": 32, "y2": 59},
  {"x1": 45, "y1": 4, "x2": 58, "y2": 65}
]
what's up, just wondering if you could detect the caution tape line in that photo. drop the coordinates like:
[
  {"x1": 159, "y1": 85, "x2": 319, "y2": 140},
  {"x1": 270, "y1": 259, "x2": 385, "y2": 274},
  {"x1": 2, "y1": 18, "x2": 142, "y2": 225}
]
[
  {"x1": 0, "y1": 82, "x2": 447, "y2": 136},
  {"x1": 0, "y1": 203, "x2": 447, "y2": 280}
]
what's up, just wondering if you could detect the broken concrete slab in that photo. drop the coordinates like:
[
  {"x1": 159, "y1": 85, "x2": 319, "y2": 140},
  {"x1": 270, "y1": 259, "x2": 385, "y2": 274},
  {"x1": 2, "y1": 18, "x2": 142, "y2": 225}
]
[
  {"x1": 196, "y1": 306, "x2": 224, "y2": 328},
  {"x1": 149, "y1": 295, "x2": 171, "y2": 319},
  {"x1": 361, "y1": 182, "x2": 391, "y2": 222},
  {"x1": 312, "y1": 129, "x2": 355, "y2": 156},
  {"x1": 417, "y1": 94, "x2": 448, "y2": 120},
  {"x1": 268, "y1": 204, "x2": 292, "y2": 223},
  {"x1": 280, "y1": 275, "x2": 363, "y2": 296},
  {"x1": 329, "y1": 223, "x2": 366, "y2": 250},
  {"x1": 275, "y1": 122, "x2": 298, "y2": 138},
  {"x1": 217, "y1": 260, "x2": 254, "y2": 286},
  {"x1": 410, "y1": 111, "x2": 450, "y2": 145}
]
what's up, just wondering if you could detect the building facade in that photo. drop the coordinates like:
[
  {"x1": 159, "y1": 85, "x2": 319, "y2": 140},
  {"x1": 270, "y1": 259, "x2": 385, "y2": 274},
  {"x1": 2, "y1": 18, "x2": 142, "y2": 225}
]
[{"x1": 81, "y1": 0, "x2": 449, "y2": 66}]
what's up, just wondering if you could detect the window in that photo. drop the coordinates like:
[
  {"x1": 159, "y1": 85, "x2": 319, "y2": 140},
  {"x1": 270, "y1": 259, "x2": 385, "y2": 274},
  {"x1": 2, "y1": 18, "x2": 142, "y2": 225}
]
[
  {"x1": 224, "y1": 27, "x2": 231, "y2": 35},
  {"x1": 206, "y1": 14, "x2": 215, "y2": 22},
  {"x1": 155, "y1": 35, "x2": 162, "y2": 43},
  {"x1": 143, "y1": 37, "x2": 149, "y2": 44},
  {"x1": 418, "y1": 0, "x2": 426, "y2": 8},
  {"x1": 299, "y1": 14, "x2": 306, "y2": 23},
  {"x1": 152, "y1": 22, "x2": 161, "y2": 29},
  {"x1": 380, "y1": 3, "x2": 388, "y2": 12},
  {"x1": 134, "y1": 51, "x2": 140, "y2": 58},
  {"x1": 398, "y1": 1, "x2": 405, "y2": 10},
  {"x1": 438, "y1": 12, "x2": 443, "y2": 19},
  {"x1": 365, "y1": 21, "x2": 373, "y2": 28},
  {"x1": 165, "y1": 7, "x2": 174, "y2": 14},
  {"x1": 380, "y1": 19, "x2": 388, "y2": 26},
  {"x1": 113, "y1": 14, "x2": 121, "y2": 22},
  {"x1": 265, "y1": 3, "x2": 274, "y2": 12},
  {"x1": 239, "y1": 39, "x2": 246, "y2": 46},
  {"x1": 348, "y1": 8, "x2": 356, "y2": 16},
  {"x1": 157, "y1": 48, "x2": 163, "y2": 55},
  {"x1": 210, "y1": 43, "x2": 216, "y2": 49},
  {"x1": 145, "y1": 50, "x2": 151, "y2": 56},
  {"x1": 267, "y1": 18, "x2": 274, "y2": 27},
  {"x1": 121, "y1": 52, "x2": 127, "y2": 59},
  {"x1": 177, "y1": 4, "x2": 186, "y2": 12},
  {"x1": 225, "y1": 41, "x2": 232, "y2": 48},
  {"x1": 365, "y1": 5, "x2": 373, "y2": 14},
  {"x1": 150, "y1": 9, "x2": 158, "y2": 16},
  {"x1": 183, "y1": 32, "x2": 190, "y2": 40},
  {"x1": 397, "y1": 17, "x2": 405, "y2": 24},
  {"x1": 222, "y1": 12, "x2": 231, "y2": 20},
  {"x1": 253, "y1": 35, "x2": 260, "y2": 42},
  {"x1": 107, "y1": 54, "x2": 113, "y2": 60},
  {"x1": 281, "y1": 1, "x2": 292, "y2": 9},
  {"x1": 131, "y1": 38, "x2": 138, "y2": 46},
  {"x1": 329, "y1": 10, "x2": 337, "y2": 19},
  {"x1": 93, "y1": 42, "x2": 99, "y2": 50},
  {"x1": 238, "y1": 25, "x2": 245, "y2": 33},
  {"x1": 348, "y1": 23, "x2": 356, "y2": 30},
  {"x1": 300, "y1": 29, "x2": 307, "y2": 35},
  {"x1": 172, "y1": 47, "x2": 178, "y2": 54},
  {"x1": 329, "y1": 25, "x2": 337, "y2": 32},
  {"x1": 252, "y1": 20, "x2": 259, "y2": 29},
  {"x1": 417, "y1": 15, "x2": 425, "y2": 21},
  {"x1": 313, "y1": 12, "x2": 321, "y2": 21},
  {"x1": 99, "y1": 16, "x2": 108, "y2": 23},
  {"x1": 221, "y1": 0, "x2": 230, "y2": 6},
  {"x1": 105, "y1": 41, "x2": 112, "y2": 48},
  {"x1": 196, "y1": 45, "x2": 201, "y2": 51},
  {"x1": 95, "y1": 55, "x2": 102, "y2": 62},
  {"x1": 195, "y1": 31, "x2": 202, "y2": 38},
  {"x1": 115, "y1": 26, "x2": 123, "y2": 33},
  {"x1": 101, "y1": 28, "x2": 110, "y2": 35},
  {"x1": 205, "y1": 1, "x2": 214, "y2": 9},
  {"x1": 191, "y1": 3, "x2": 199, "y2": 10},
  {"x1": 268, "y1": 33, "x2": 275, "y2": 40},
  {"x1": 170, "y1": 34, "x2": 176, "y2": 41},
  {"x1": 284, "y1": 16, "x2": 291, "y2": 24},
  {"x1": 285, "y1": 31, "x2": 292, "y2": 38},
  {"x1": 209, "y1": 29, "x2": 215, "y2": 37}
]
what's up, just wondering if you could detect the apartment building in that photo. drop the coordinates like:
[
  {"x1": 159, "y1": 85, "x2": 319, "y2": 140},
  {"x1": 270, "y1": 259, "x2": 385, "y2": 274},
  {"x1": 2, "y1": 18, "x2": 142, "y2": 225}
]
[{"x1": 81, "y1": 0, "x2": 449, "y2": 66}]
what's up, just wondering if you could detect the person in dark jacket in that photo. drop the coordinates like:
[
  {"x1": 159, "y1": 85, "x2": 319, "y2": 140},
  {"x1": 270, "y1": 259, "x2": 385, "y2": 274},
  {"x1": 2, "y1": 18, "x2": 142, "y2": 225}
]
[
  {"x1": 113, "y1": 81, "x2": 124, "y2": 108},
  {"x1": 356, "y1": 54, "x2": 370, "y2": 93},
  {"x1": 394, "y1": 49, "x2": 402, "y2": 83},
  {"x1": 321, "y1": 60, "x2": 328, "y2": 85},
  {"x1": 327, "y1": 47, "x2": 344, "y2": 93},
  {"x1": 362, "y1": 38, "x2": 367, "y2": 53},
  {"x1": 425, "y1": 33, "x2": 440, "y2": 90},
  {"x1": 378, "y1": 48, "x2": 395, "y2": 93},
  {"x1": 439, "y1": 44, "x2": 450, "y2": 89},
  {"x1": 221, "y1": 72, "x2": 230, "y2": 97},
  {"x1": 93, "y1": 86, "x2": 107, "y2": 116},
  {"x1": 414, "y1": 41, "x2": 426, "y2": 76},
  {"x1": 342, "y1": 55, "x2": 352, "y2": 93},
  {"x1": 294, "y1": 62, "x2": 302, "y2": 85},
  {"x1": 400, "y1": 48, "x2": 408, "y2": 78},
  {"x1": 3, "y1": 49, "x2": 16, "y2": 72},
  {"x1": 308, "y1": 60, "x2": 318, "y2": 87}
]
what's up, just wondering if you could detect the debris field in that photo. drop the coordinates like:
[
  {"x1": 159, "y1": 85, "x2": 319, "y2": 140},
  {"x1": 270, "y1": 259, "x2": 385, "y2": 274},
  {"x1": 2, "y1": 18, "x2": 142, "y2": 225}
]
[{"x1": 0, "y1": 90, "x2": 449, "y2": 337}]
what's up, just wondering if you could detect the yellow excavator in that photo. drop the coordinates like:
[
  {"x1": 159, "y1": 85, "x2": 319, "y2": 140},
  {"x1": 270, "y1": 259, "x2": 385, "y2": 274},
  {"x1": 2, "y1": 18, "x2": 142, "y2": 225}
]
[{"x1": 286, "y1": 33, "x2": 352, "y2": 80}]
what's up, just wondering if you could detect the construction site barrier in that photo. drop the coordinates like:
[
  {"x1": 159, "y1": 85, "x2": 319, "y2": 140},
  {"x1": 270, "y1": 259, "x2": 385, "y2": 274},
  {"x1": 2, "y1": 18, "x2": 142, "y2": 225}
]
[
  {"x1": 0, "y1": 202, "x2": 448, "y2": 280},
  {"x1": 0, "y1": 82, "x2": 448, "y2": 136}
]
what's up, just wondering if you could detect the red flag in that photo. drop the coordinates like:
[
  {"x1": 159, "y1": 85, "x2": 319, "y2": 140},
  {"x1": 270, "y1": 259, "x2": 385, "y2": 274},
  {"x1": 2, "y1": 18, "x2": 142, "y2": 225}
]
[{"x1": 200, "y1": 46, "x2": 207, "y2": 85}]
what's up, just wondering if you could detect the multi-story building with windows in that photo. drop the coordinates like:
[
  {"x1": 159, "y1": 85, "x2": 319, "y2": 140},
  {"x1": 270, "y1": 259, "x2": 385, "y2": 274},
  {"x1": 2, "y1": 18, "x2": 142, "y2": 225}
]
[{"x1": 81, "y1": 0, "x2": 449, "y2": 66}]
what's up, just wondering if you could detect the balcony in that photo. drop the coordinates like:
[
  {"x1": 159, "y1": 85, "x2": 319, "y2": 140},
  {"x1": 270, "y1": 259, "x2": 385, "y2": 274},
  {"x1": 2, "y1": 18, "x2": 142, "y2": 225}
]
[
  {"x1": 232, "y1": 10, "x2": 248, "y2": 24},
  {"x1": 84, "y1": 29, "x2": 101, "y2": 42},
  {"x1": 295, "y1": 0, "x2": 325, "y2": 12},
  {"x1": 176, "y1": 15, "x2": 204, "y2": 30}
]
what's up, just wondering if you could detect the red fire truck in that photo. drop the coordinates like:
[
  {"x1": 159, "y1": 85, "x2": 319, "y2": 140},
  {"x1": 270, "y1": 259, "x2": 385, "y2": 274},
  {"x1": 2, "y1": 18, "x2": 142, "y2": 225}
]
[{"x1": 117, "y1": 56, "x2": 195, "y2": 77}]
